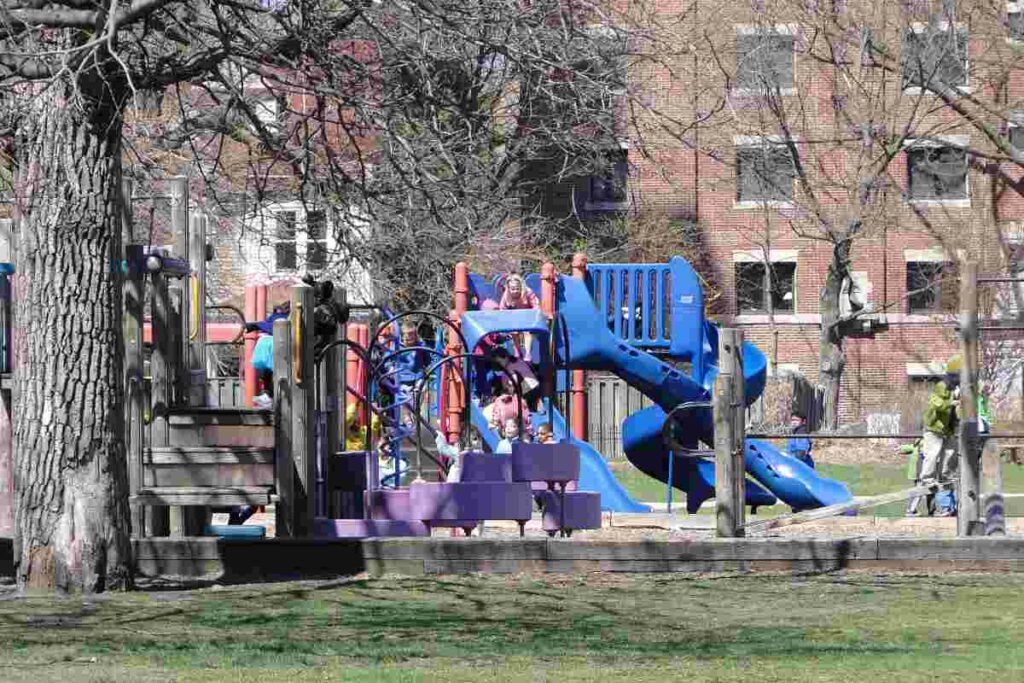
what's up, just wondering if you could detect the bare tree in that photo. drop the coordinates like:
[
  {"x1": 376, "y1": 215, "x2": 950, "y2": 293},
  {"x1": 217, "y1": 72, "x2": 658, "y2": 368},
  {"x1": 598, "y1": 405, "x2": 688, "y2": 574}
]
[
  {"x1": 649, "y1": 0, "x2": 1024, "y2": 428},
  {"x1": 0, "y1": 0, "x2": 639, "y2": 591}
]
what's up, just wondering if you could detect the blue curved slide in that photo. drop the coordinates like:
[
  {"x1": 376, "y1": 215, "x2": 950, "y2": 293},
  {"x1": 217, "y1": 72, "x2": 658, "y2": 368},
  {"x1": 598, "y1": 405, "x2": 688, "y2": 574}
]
[
  {"x1": 556, "y1": 276, "x2": 852, "y2": 512},
  {"x1": 468, "y1": 400, "x2": 649, "y2": 512}
]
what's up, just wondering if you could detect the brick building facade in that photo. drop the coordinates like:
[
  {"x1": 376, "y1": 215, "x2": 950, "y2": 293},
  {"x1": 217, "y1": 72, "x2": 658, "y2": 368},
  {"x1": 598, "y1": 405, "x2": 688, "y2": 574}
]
[{"x1": 618, "y1": 0, "x2": 1024, "y2": 423}]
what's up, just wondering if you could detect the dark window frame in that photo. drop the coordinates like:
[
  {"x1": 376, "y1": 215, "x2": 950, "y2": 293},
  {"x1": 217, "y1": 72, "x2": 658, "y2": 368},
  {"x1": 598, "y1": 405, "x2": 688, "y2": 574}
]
[
  {"x1": 735, "y1": 29, "x2": 796, "y2": 94},
  {"x1": 901, "y1": 25, "x2": 968, "y2": 93},
  {"x1": 735, "y1": 260, "x2": 797, "y2": 314},
  {"x1": 736, "y1": 141, "x2": 798, "y2": 203},
  {"x1": 906, "y1": 141, "x2": 968, "y2": 201},
  {"x1": 906, "y1": 260, "x2": 958, "y2": 313},
  {"x1": 274, "y1": 211, "x2": 298, "y2": 271}
]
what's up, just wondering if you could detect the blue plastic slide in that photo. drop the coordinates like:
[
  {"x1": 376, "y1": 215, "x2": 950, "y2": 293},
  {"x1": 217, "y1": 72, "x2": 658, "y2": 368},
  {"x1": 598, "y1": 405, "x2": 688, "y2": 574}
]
[
  {"x1": 468, "y1": 399, "x2": 649, "y2": 512},
  {"x1": 556, "y1": 276, "x2": 852, "y2": 512}
]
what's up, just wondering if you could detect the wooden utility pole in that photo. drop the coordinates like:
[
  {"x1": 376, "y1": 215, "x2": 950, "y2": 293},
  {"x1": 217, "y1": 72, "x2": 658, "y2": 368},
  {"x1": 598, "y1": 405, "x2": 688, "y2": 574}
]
[
  {"x1": 273, "y1": 317, "x2": 295, "y2": 537},
  {"x1": 188, "y1": 211, "x2": 208, "y2": 406},
  {"x1": 714, "y1": 328, "x2": 745, "y2": 537},
  {"x1": 291, "y1": 284, "x2": 316, "y2": 535},
  {"x1": 958, "y1": 260, "x2": 980, "y2": 537},
  {"x1": 324, "y1": 287, "x2": 346, "y2": 518}
]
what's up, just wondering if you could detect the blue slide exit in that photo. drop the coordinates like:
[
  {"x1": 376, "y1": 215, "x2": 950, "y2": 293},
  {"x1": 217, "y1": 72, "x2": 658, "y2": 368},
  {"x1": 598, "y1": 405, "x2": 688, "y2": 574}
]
[{"x1": 556, "y1": 276, "x2": 852, "y2": 512}]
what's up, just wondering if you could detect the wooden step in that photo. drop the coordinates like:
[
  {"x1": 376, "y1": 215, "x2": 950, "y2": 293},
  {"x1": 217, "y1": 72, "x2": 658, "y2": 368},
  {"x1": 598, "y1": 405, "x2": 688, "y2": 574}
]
[
  {"x1": 131, "y1": 486, "x2": 273, "y2": 506},
  {"x1": 145, "y1": 446, "x2": 274, "y2": 465},
  {"x1": 167, "y1": 408, "x2": 273, "y2": 426}
]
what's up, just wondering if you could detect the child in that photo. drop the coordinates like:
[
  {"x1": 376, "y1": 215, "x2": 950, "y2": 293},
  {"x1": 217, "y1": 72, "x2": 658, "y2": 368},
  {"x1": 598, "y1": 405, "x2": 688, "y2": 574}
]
[
  {"x1": 499, "y1": 274, "x2": 539, "y2": 358},
  {"x1": 902, "y1": 438, "x2": 929, "y2": 516},
  {"x1": 245, "y1": 301, "x2": 290, "y2": 409},
  {"x1": 496, "y1": 418, "x2": 524, "y2": 454},
  {"x1": 499, "y1": 274, "x2": 540, "y2": 311},
  {"x1": 536, "y1": 423, "x2": 555, "y2": 444},
  {"x1": 490, "y1": 346, "x2": 542, "y2": 409},
  {"x1": 786, "y1": 411, "x2": 814, "y2": 468},
  {"x1": 487, "y1": 383, "x2": 533, "y2": 438}
]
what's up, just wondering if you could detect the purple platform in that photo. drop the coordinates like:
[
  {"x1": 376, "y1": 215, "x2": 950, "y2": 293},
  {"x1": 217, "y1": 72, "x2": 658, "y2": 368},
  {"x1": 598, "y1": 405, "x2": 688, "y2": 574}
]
[
  {"x1": 538, "y1": 491, "x2": 602, "y2": 533},
  {"x1": 459, "y1": 451, "x2": 512, "y2": 482},
  {"x1": 409, "y1": 481, "x2": 533, "y2": 523},
  {"x1": 369, "y1": 489, "x2": 415, "y2": 521},
  {"x1": 313, "y1": 518, "x2": 430, "y2": 538},
  {"x1": 511, "y1": 442, "x2": 581, "y2": 485}
]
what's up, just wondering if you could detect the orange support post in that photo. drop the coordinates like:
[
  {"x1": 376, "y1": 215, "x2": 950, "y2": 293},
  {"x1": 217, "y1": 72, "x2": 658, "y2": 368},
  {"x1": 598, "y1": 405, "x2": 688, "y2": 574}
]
[
  {"x1": 243, "y1": 285, "x2": 259, "y2": 406},
  {"x1": 445, "y1": 263, "x2": 470, "y2": 444},
  {"x1": 540, "y1": 262, "x2": 556, "y2": 317},
  {"x1": 570, "y1": 253, "x2": 588, "y2": 441}
]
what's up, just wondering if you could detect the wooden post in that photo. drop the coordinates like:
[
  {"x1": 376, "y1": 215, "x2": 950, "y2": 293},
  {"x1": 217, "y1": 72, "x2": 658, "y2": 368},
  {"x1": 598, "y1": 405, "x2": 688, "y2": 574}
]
[
  {"x1": 981, "y1": 437, "x2": 1005, "y2": 536},
  {"x1": 147, "y1": 271, "x2": 172, "y2": 537},
  {"x1": 124, "y1": 245, "x2": 145, "y2": 537},
  {"x1": 273, "y1": 317, "x2": 295, "y2": 537},
  {"x1": 291, "y1": 284, "x2": 316, "y2": 535},
  {"x1": 958, "y1": 260, "x2": 981, "y2": 537},
  {"x1": 714, "y1": 328, "x2": 745, "y2": 538},
  {"x1": 188, "y1": 211, "x2": 207, "y2": 406},
  {"x1": 570, "y1": 253, "x2": 588, "y2": 440},
  {"x1": 326, "y1": 288, "x2": 346, "y2": 518}
]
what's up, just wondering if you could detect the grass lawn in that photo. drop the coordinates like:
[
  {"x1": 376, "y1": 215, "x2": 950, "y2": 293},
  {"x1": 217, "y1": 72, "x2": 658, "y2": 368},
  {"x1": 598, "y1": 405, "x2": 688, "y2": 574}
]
[
  {"x1": 2, "y1": 573, "x2": 1024, "y2": 681},
  {"x1": 611, "y1": 459, "x2": 1024, "y2": 517}
]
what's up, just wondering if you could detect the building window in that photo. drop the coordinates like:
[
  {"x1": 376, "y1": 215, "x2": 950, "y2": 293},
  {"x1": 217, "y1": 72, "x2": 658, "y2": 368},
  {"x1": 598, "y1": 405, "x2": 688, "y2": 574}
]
[
  {"x1": 306, "y1": 210, "x2": 328, "y2": 272},
  {"x1": 906, "y1": 142, "x2": 967, "y2": 201},
  {"x1": 1010, "y1": 3, "x2": 1024, "y2": 42},
  {"x1": 275, "y1": 211, "x2": 297, "y2": 271},
  {"x1": 582, "y1": 149, "x2": 629, "y2": 212},
  {"x1": 906, "y1": 261, "x2": 957, "y2": 313},
  {"x1": 901, "y1": 25, "x2": 968, "y2": 93},
  {"x1": 735, "y1": 261, "x2": 796, "y2": 314},
  {"x1": 736, "y1": 140, "x2": 797, "y2": 203},
  {"x1": 736, "y1": 29, "x2": 795, "y2": 94},
  {"x1": 1010, "y1": 121, "x2": 1024, "y2": 151}
]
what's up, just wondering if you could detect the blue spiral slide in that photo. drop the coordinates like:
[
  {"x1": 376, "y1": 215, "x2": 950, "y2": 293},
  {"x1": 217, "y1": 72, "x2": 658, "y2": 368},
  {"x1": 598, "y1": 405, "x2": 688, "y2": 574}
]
[{"x1": 555, "y1": 275, "x2": 852, "y2": 513}]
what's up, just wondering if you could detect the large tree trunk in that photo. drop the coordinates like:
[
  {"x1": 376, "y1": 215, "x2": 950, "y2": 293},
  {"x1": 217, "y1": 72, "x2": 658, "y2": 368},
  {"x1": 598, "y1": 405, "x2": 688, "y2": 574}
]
[
  {"x1": 819, "y1": 240, "x2": 850, "y2": 431},
  {"x1": 12, "y1": 53, "x2": 132, "y2": 591}
]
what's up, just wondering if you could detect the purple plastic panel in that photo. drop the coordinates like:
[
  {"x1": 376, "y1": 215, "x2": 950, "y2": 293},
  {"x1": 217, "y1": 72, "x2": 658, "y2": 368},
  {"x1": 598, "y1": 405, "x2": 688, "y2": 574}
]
[
  {"x1": 410, "y1": 481, "x2": 533, "y2": 522},
  {"x1": 313, "y1": 518, "x2": 430, "y2": 538},
  {"x1": 511, "y1": 442, "x2": 580, "y2": 484},
  {"x1": 329, "y1": 450, "x2": 369, "y2": 491},
  {"x1": 538, "y1": 491, "x2": 602, "y2": 531},
  {"x1": 459, "y1": 451, "x2": 512, "y2": 482},
  {"x1": 369, "y1": 489, "x2": 415, "y2": 521}
]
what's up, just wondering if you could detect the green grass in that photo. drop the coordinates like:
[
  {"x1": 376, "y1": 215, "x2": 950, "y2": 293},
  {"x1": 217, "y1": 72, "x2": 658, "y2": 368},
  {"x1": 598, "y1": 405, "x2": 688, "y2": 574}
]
[{"x1": 2, "y1": 573, "x2": 1024, "y2": 681}]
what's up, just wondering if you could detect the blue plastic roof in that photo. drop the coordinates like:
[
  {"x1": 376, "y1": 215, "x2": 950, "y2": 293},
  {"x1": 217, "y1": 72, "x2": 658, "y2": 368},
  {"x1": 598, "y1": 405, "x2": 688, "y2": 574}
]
[{"x1": 460, "y1": 309, "x2": 551, "y2": 358}]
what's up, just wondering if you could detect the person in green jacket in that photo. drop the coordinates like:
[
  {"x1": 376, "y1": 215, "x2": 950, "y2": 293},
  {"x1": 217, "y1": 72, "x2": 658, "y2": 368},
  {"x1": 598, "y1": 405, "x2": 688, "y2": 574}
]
[{"x1": 918, "y1": 356, "x2": 961, "y2": 514}]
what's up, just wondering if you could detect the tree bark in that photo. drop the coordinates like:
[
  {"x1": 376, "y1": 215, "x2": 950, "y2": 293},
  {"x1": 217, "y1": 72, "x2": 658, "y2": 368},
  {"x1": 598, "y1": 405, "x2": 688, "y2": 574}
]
[
  {"x1": 818, "y1": 240, "x2": 850, "y2": 431},
  {"x1": 12, "y1": 48, "x2": 132, "y2": 592}
]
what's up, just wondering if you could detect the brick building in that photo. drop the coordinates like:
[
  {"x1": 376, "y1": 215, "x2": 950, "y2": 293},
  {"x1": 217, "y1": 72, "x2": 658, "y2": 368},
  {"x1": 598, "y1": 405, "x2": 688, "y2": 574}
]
[{"x1": 611, "y1": 0, "x2": 1024, "y2": 424}]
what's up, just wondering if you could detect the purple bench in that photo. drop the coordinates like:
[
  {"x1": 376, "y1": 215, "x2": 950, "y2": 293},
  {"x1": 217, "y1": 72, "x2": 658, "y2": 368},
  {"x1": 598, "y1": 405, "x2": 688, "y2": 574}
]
[
  {"x1": 511, "y1": 442, "x2": 580, "y2": 487},
  {"x1": 458, "y1": 451, "x2": 512, "y2": 482},
  {"x1": 410, "y1": 481, "x2": 533, "y2": 535},
  {"x1": 537, "y1": 491, "x2": 602, "y2": 536}
]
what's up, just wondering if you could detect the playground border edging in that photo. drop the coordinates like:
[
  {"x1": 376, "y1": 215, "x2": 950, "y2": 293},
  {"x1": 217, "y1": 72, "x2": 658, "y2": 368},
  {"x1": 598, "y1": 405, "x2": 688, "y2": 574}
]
[{"x1": 5, "y1": 536, "x2": 1024, "y2": 582}]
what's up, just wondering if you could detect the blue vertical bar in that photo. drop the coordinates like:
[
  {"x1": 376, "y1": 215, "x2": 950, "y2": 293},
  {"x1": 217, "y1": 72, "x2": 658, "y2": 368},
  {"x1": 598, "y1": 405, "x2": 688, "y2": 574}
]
[
  {"x1": 622, "y1": 266, "x2": 630, "y2": 344},
  {"x1": 611, "y1": 270, "x2": 622, "y2": 339},
  {"x1": 641, "y1": 268, "x2": 652, "y2": 344},
  {"x1": 654, "y1": 268, "x2": 665, "y2": 345}
]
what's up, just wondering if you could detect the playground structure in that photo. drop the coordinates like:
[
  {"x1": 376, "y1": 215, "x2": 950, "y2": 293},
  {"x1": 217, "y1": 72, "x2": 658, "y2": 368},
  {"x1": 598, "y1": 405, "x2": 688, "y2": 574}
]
[{"x1": 0, "y1": 177, "x2": 1019, "y2": 580}]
